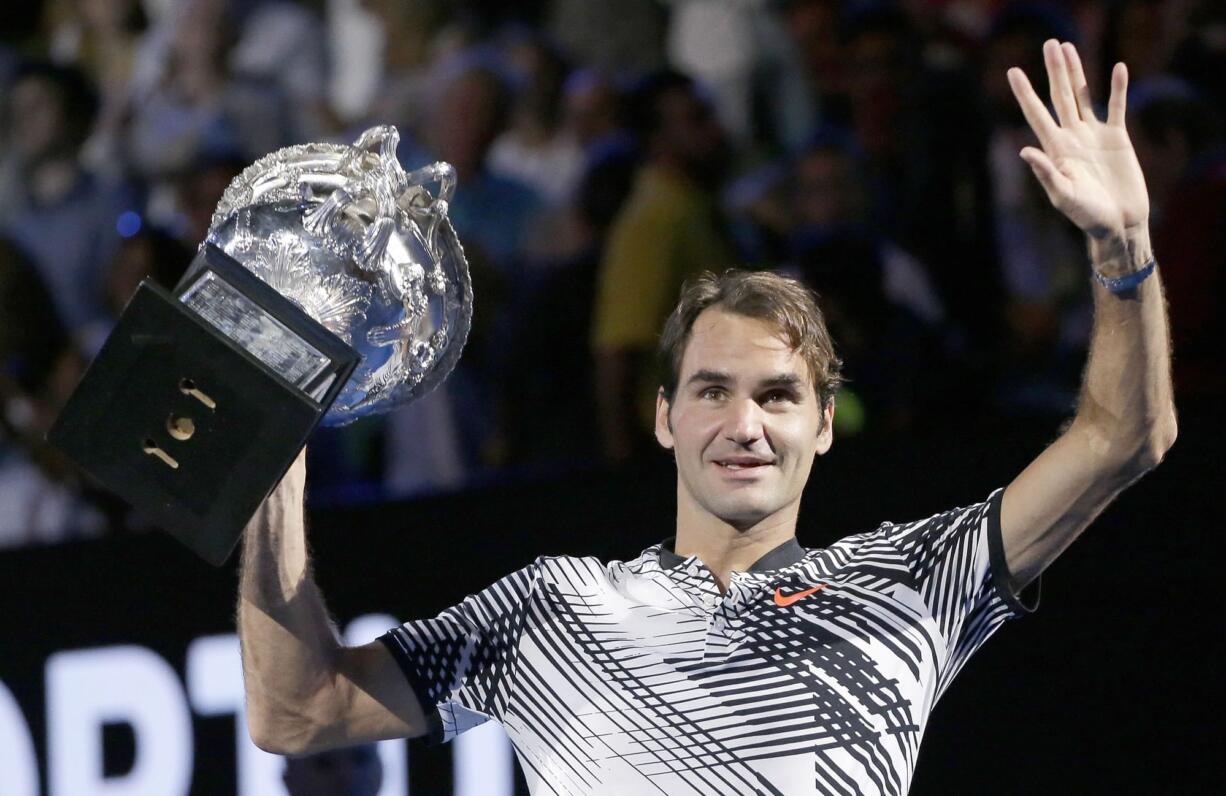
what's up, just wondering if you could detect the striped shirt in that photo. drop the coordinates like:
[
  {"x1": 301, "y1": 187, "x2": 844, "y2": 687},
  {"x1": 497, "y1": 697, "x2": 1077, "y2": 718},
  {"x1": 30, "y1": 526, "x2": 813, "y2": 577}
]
[{"x1": 380, "y1": 488, "x2": 1039, "y2": 795}]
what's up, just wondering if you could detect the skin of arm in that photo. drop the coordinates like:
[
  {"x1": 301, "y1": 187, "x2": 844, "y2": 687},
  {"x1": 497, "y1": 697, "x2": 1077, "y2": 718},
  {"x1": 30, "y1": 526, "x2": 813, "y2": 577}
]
[
  {"x1": 237, "y1": 449, "x2": 429, "y2": 755},
  {"x1": 1000, "y1": 41, "x2": 1178, "y2": 591}
]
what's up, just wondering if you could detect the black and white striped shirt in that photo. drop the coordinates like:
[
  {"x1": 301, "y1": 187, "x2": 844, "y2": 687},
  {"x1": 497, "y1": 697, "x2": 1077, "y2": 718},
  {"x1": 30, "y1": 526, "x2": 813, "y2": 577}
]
[{"x1": 381, "y1": 488, "x2": 1038, "y2": 795}]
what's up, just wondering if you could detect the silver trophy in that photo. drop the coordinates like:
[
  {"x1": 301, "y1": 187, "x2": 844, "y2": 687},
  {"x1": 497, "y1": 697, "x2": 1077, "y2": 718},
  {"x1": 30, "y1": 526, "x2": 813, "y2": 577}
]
[
  {"x1": 48, "y1": 125, "x2": 473, "y2": 564},
  {"x1": 200, "y1": 124, "x2": 472, "y2": 425}
]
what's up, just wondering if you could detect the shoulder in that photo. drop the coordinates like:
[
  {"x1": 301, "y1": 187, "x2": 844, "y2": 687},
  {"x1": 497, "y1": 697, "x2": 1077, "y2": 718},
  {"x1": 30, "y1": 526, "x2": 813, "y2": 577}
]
[
  {"x1": 611, "y1": 170, "x2": 695, "y2": 228},
  {"x1": 800, "y1": 491, "x2": 1003, "y2": 566},
  {"x1": 527, "y1": 546, "x2": 661, "y2": 584},
  {"x1": 880, "y1": 491, "x2": 1002, "y2": 535},
  {"x1": 526, "y1": 551, "x2": 635, "y2": 580},
  {"x1": 800, "y1": 528, "x2": 901, "y2": 573},
  {"x1": 857, "y1": 490, "x2": 1004, "y2": 565}
]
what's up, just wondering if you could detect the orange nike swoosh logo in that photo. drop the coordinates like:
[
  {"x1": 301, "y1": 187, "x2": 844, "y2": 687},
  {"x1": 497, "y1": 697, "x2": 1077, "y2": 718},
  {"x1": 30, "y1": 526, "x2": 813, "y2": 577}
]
[{"x1": 773, "y1": 584, "x2": 828, "y2": 606}]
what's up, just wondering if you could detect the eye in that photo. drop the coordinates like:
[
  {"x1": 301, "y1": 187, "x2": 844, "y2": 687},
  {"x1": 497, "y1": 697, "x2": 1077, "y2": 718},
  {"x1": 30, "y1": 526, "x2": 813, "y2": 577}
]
[
  {"x1": 761, "y1": 390, "x2": 798, "y2": 405},
  {"x1": 699, "y1": 386, "x2": 726, "y2": 400}
]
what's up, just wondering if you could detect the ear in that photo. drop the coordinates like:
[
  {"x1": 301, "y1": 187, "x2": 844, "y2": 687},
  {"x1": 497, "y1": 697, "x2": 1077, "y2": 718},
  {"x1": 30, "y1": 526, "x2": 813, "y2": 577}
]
[
  {"x1": 815, "y1": 398, "x2": 835, "y2": 456},
  {"x1": 654, "y1": 388, "x2": 674, "y2": 450}
]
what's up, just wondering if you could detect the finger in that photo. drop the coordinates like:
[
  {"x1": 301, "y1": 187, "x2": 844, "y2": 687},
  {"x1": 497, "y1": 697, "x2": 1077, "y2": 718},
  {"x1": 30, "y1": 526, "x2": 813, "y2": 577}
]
[
  {"x1": 1107, "y1": 62, "x2": 1128, "y2": 127},
  {"x1": 1044, "y1": 39, "x2": 1079, "y2": 126},
  {"x1": 1061, "y1": 42, "x2": 1095, "y2": 122},
  {"x1": 1007, "y1": 67, "x2": 1059, "y2": 149},
  {"x1": 1019, "y1": 146, "x2": 1071, "y2": 204}
]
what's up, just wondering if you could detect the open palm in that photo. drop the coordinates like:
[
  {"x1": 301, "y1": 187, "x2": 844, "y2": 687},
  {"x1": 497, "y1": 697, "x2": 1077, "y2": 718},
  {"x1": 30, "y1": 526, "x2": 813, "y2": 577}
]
[{"x1": 1008, "y1": 40, "x2": 1149, "y2": 240}]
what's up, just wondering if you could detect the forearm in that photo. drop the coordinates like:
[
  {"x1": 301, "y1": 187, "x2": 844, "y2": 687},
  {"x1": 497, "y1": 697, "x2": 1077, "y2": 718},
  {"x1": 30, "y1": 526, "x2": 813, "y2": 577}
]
[
  {"x1": 1073, "y1": 228, "x2": 1177, "y2": 470},
  {"x1": 1000, "y1": 228, "x2": 1178, "y2": 587},
  {"x1": 237, "y1": 453, "x2": 344, "y2": 751}
]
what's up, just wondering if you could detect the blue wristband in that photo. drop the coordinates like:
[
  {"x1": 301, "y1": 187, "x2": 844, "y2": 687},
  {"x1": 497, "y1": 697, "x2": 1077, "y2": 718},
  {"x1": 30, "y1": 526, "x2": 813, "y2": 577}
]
[{"x1": 1092, "y1": 258, "x2": 1156, "y2": 294}]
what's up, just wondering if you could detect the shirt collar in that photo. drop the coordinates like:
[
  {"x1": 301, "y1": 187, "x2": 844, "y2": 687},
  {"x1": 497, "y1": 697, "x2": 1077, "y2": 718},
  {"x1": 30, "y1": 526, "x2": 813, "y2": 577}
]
[{"x1": 657, "y1": 536, "x2": 807, "y2": 574}]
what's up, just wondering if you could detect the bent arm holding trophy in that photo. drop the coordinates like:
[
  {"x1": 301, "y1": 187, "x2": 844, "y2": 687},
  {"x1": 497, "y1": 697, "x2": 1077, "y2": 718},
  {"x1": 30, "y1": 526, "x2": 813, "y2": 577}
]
[{"x1": 226, "y1": 127, "x2": 471, "y2": 753}]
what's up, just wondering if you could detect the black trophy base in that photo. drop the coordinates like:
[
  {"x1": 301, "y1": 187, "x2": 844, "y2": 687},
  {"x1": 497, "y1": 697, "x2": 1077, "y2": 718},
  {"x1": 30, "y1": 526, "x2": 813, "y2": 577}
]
[{"x1": 48, "y1": 273, "x2": 352, "y2": 566}]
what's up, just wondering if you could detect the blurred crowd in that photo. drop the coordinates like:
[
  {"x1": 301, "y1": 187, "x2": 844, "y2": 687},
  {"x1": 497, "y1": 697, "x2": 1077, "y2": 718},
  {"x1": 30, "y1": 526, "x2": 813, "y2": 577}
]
[{"x1": 1, "y1": 0, "x2": 1223, "y2": 548}]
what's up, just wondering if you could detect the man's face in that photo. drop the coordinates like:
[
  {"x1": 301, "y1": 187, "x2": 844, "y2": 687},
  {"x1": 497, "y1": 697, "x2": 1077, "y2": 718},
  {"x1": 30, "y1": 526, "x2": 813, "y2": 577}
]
[
  {"x1": 653, "y1": 88, "x2": 728, "y2": 180},
  {"x1": 429, "y1": 72, "x2": 503, "y2": 179},
  {"x1": 8, "y1": 77, "x2": 67, "y2": 162},
  {"x1": 794, "y1": 148, "x2": 861, "y2": 226},
  {"x1": 655, "y1": 308, "x2": 833, "y2": 530}
]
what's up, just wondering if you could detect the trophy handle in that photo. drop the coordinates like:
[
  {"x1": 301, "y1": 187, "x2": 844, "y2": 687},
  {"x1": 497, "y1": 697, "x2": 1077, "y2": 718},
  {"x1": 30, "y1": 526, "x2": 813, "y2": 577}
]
[
  {"x1": 352, "y1": 125, "x2": 401, "y2": 169},
  {"x1": 402, "y1": 162, "x2": 456, "y2": 261},
  {"x1": 404, "y1": 161, "x2": 456, "y2": 204}
]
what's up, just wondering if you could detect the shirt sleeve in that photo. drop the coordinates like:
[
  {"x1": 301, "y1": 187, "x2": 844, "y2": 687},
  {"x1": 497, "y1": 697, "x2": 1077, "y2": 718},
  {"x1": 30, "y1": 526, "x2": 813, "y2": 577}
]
[
  {"x1": 378, "y1": 560, "x2": 542, "y2": 744},
  {"x1": 883, "y1": 488, "x2": 1040, "y2": 702}
]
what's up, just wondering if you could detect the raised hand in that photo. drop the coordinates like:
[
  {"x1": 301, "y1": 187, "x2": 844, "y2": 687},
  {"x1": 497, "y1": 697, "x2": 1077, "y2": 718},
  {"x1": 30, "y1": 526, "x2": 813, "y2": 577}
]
[{"x1": 1007, "y1": 40, "x2": 1149, "y2": 241}]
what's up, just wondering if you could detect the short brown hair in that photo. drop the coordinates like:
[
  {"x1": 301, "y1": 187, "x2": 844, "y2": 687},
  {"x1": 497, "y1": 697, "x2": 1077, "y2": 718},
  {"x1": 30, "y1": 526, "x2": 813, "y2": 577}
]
[{"x1": 658, "y1": 269, "x2": 842, "y2": 408}]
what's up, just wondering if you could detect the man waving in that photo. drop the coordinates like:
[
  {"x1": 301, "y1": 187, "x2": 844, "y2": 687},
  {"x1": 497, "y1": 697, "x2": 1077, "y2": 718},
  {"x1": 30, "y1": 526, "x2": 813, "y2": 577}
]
[{"x1": 235, "y1": 40, "x2": 1174, "y2": 795}]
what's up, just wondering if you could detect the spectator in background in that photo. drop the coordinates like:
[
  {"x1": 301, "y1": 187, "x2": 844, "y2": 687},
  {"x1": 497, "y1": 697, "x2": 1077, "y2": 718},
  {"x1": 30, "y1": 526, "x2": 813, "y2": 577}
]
[
  {"x1": 359, "y1": 0, "x2": 450, "y2": 144},
  {"x1": 72, "y1": 221, "x2": 196, "y2": 361},
  {"x1": 125, "y1": 0, "x2": 290, "y2": 205},
  {"x1": 227, "y1": 0, "x2": 332, "y2": 141},
  {"x1": 592, "y1": 71, "x2": 736, "y2": 461},
  {"x1": 504, "y1": 139, "x2": 641, "y2": 467},
  {"x1": 495, "y1": 64, "x2": 636, "y2": 467},
  {"x1": 781, "y1": 132, "x2": 947, "y2": 434},
  {"x1": 0, "y1": 61, "x2": 134, "y2": 356},
  {"x1": 562, "y1": 69, "x2": 623, "y2": 154},
  {"x1": 780, "y1": 0, "x2": 846, "y2": 132},
  {"x1": 666, "y1": 0, "x2": 817, "y2": 154},
  {"x1": 838, "y1": 8, "x2": 963, "y2": 273},
  {"x1": 102, "y1": 226, "x2": 194, "y2": 319},
  {"x1": 410, "y1": 54, "x2": 543, "y2": 272},
  {"x1": 0, "y1": 240, "x2": 68, "y2": 434},
  {"x1": 785, "y1": 3, "x2": 1000, "y2": 349},
  {"x1": 44, "y1": 0, "x2": 150, "y2": 174},
  {"x1": 0, "y1": 239, "x2": 106, "y2": 547},
  {"x1": 172, "y1": 150, "x2": 246, "y2": 246},
  {"x1": 488, "y1": 30, "x2": 584, "y2": 206}
]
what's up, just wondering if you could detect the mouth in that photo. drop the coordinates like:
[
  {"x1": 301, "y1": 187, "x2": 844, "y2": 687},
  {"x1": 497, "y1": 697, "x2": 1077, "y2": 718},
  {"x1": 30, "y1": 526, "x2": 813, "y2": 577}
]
[{"x1": 713, "y1": 458, "x2": 775, "y2": 471}]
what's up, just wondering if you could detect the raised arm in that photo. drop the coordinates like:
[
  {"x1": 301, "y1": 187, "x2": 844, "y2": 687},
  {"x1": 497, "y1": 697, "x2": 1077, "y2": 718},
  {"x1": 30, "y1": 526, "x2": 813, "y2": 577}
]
[
  {"x1": 999, "y1": 40, "x2": 1177, "y2": 591},
  {"x1": 237, "y1": 449, "x2": 429, "y2": 754}
]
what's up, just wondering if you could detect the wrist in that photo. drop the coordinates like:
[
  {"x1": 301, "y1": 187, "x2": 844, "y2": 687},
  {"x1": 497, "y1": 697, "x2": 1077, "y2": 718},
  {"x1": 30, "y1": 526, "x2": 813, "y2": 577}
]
[{"x1": 1088, "y1": 227, "x2": 1152, "y2": 278}]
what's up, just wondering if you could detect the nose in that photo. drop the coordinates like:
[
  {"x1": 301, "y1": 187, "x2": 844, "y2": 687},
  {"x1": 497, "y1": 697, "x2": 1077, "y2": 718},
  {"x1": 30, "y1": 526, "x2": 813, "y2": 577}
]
[{"x1": 725, "y1": 398, "x2": 764, "y2": 446}]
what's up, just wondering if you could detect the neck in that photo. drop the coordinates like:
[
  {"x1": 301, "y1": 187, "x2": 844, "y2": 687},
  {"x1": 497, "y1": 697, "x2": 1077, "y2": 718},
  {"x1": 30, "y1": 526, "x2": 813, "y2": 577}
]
[
  {"x1": 649, "y1": 154, "x2": 721, "y2": 192},
  {"x1": 673, "y1": 489, "x2": 800, "y2": 592},
  {"x1": 648, "y1": 157, "x2": 699, "y2": 187}
]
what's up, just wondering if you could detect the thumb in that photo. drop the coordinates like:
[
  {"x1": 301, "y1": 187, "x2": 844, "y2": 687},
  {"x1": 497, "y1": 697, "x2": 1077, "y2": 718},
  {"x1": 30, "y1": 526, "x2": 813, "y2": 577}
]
[{"x1": 1019, "y1": 147, "x2": 1071, "y2": 205}]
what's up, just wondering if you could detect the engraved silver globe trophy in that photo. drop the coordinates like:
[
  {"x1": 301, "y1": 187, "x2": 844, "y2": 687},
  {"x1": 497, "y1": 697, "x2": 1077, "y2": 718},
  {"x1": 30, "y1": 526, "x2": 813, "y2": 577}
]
[{"x1": 49, "y1": 126, "x2": 472, "y2": 564}]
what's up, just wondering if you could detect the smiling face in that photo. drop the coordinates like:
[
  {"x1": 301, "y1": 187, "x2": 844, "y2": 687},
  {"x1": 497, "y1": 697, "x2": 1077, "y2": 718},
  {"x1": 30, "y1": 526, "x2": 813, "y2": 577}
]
[{"x1": 656, "y1": 307, "x2": 834, "y2": 532}]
